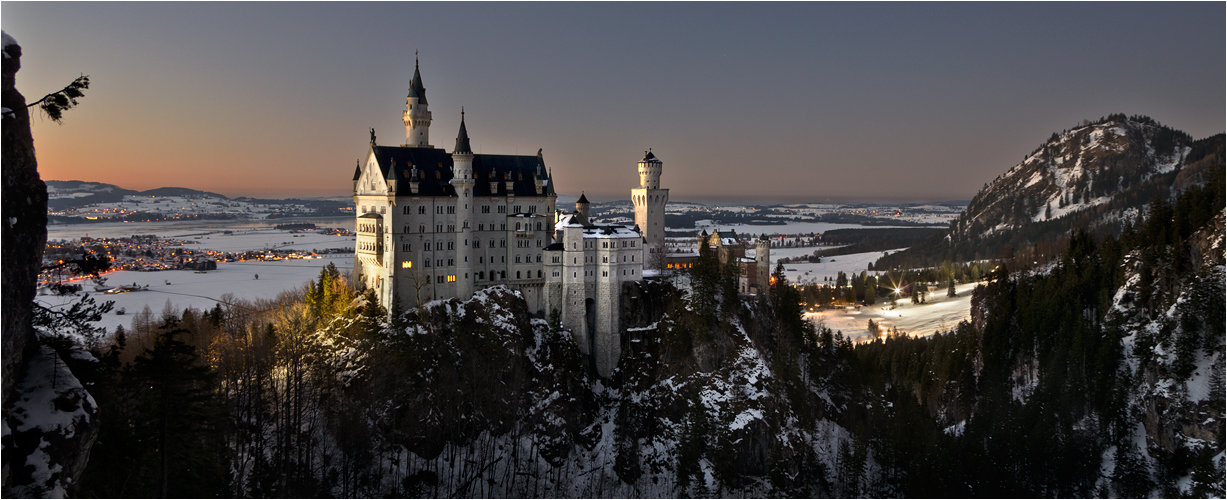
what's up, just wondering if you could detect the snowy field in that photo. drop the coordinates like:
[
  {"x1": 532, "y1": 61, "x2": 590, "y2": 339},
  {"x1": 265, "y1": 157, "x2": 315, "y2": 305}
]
[
  {"x1": 38, "y1": 256, "x2": 354, "y2": 334},
  {"x1": 773, "y1": 249, "x2": 906, "y2": 286},
  {"x1": 40, "y1": 218, "x2": 355, "y2": 335},
  {"x1": 807, "y1": 283, "x2": 980, "y2": 342}
]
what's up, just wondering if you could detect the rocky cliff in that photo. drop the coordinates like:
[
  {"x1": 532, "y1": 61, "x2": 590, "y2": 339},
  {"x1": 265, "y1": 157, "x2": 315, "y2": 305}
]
[{"x1": 2, "y1": 31, "x2": 101, "y2": 498}]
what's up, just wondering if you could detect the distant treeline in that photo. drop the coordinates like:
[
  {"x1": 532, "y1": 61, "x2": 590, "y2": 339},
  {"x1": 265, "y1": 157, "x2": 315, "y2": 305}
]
[
  {"x1": 274, "y1": 223, "x2": 318, "y2": 231},
  {"x1": 813, "y1": 228, "x2": 945, "y2": 257}
]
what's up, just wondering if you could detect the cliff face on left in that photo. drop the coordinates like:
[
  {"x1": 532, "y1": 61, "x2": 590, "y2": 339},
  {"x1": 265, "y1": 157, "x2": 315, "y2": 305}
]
[{"x1": 2, "y1": 32, "x2": 100, "y2": 498}]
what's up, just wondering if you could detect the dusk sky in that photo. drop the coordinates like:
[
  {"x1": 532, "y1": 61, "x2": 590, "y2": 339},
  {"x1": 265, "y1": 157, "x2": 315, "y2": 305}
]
[{"x1": 4, "y1": 2, "x2": 1223, "y2": 202}]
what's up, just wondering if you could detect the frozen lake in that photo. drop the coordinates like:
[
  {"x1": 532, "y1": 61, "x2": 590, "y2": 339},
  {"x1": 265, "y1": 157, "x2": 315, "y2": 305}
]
[{"x1": 40, "y1": 218, "x2": 355, "y2": 335}]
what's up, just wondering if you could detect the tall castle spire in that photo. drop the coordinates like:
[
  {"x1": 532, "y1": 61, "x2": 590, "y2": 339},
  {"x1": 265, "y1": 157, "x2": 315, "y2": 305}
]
[
  {"x1": 453, "y1": 108, "x2": 472, "y2": 155},
  {"x1": 403, "y1": 54, "x2": 432, "y2": 147}
]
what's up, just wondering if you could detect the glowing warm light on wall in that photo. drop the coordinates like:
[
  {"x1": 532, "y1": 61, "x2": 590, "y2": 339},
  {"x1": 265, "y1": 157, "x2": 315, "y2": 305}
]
[
  {"x1": 402, "y1": 260, "x2": 412, "y2": 269},
  {"x1": 447, "y1": 274, "x2": 457, "y2": 282}
]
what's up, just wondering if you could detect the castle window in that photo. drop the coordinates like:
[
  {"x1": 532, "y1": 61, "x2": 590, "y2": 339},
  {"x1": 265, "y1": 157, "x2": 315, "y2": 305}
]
[
  {"x1": 419, "y1": 206, "x2": 426, "y2": 214},
  {"x1": 419, "y1": 225, "x2": 426, "y2": 233},
  {"x1": 603, "y1": 256, "x2": 608, "y2": 263},
  {"x1": 447, "y1": 225, "x2": 455, "y2": 232},
  {"x1": 500, "y1": 271, "x2": 505, "y2": 279},
  {"x1": 401, "y1": 261, "x2": 412, "y2": 269},
  {"x1": 515, "y1": 255, "x2": 521, "y2": 263},
  {"x1": 478, "y1": 223, "x2": 484, "y2": 231},
  {"x1": 500, "y1": 223, "x2": 506, "y2": 230},
  {"x1": 436, "y1": 171, "x2": 441, "y2": 179},
  {"x1": 537, "y1": 240, "x2": 542, "y2": 247},
  {"x1": 603, "y1": 271, "x2": 608, "y2": 277},
  {"x1": 498, "y1": 206, "x2": 506, "y2": 214},
  {"x1": 437, "y1": 206, "x2": 444, "y2": 214},
  {"x1": 447, "y1": 259, "x2": 454, "y2": 266},
  {"x1": 537, "y1": 270, "x2": 542, "y2": 278},
  {"x1": 536, "y1": 255, "x2": 542, "y2": 262},
  {"x1": 447, "y1": 206, "x2": 455, "y2": 214},
  {"x1": 402, "y1": 243, "x2": 411, "y2": 252},
  {"x1": 489, "y1": 239, "x2": 495, "y2": 248},
  {"x1": 500, "y1": 239, "x2": 506, "y2": 248},
  {"x1": 404, "y1": 225, "x2": 410, "y2": 233},
  {"x1": 425, "y1": 260, "x2": 431, "y2": 267},
  {"x1": 463, "y1": 221, "x2": 469, "y2": 229},
  {"x1": 482, "y1": 205, "x2": 490, "y2": 213},
  {"x1": 437, "y1": 259, "x2": 443, "y2": 267},
  {"x1": 447, "y1": 241, "x2": 454, "y2": 250},
  {"x1": 473, "y1": 240, "x2": 480, "y2": 249},
  {"x1": 403, "y1": 206, "x2": 410, "y2": 214},
  {"x1": 517, "y1": 271, "x2": 521, "y2": 279},
  {"x1": 514, "y1": 205, "x2": 522, "y2": 213},
  {"x1": 447, "y1": 275, "x2": 456, "y2": 283},
  {"x1": 437, "y1": 224, "x2": 443, "y2": 232},
  {"x1": 515, "y1": 222, "x2": 521, "y2": 231},
  {"x1": 536, "y1": 222, "x2": 542, "y2": 230},
  {"x1": 380, "y1": 206, "x2": 386, "y2": 214}
]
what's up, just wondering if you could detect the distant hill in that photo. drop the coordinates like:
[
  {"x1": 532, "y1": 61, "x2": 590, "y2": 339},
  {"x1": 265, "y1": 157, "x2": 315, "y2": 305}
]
[
  {"x1": 138, "y1": 187, "x2": 229, "y2": 199},
  {"x1": 45, "y1": 180, "x2": 351, "y2": 221},
  {"x1": 876, "y1": 114, "x2": 1225, "y2": 269}
]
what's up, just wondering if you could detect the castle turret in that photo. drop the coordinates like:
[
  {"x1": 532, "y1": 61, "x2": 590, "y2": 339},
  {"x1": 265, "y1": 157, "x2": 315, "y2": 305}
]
[
  {"x1": 451, "y1": 110, "x2": 475, "y2": 297},
  {"x1": 403, "y1": 57, "x2": 432, "y2": 147},
  {"x1": 632, "y1": 149, "x2": 669, "y2": 257},
  {"x1": 576, "y1": 192, "x2": 590, "y2": 221},
  {"x1": 755, "y1": 236, "x2": 771, "y2": 296}
]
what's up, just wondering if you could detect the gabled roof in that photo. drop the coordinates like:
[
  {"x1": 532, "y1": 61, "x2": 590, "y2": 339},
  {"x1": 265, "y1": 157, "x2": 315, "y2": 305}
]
[
  {"x1": 408, "y1": 59, "x2": 427, "y2": 105},
  {"x1": 368, "y1": 146, "x2": 553, "y2": 198},
  {"x1": 641, "y1": 149, "x2": 660, "y2": 163},
  {"x1": 576, "y1": 192, "x2": 589, "y2": 205}
]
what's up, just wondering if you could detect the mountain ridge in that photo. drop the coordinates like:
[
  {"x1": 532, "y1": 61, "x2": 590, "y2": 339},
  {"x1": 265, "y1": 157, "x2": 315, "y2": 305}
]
[{"x1": 877, "y1": 114, "x2": 1224, "y2": 269}]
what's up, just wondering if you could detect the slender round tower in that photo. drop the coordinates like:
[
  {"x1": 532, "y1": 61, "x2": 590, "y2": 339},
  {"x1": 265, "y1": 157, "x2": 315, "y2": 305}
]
[
  {"x1": 403, "y1": 57, "x2": 432, "y2": 147},
  {"x1": 451, "y1": 110, "x2": 475, "y2": 297},
  {"x1": 631, "y1": 150, "x2": 668, "y2": 253}
]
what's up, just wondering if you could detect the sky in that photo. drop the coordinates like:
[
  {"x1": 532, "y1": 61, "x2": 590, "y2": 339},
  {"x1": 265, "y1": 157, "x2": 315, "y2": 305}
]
[{"x1": 3, "y1": 2, "x2": 1223, "y2": 203}]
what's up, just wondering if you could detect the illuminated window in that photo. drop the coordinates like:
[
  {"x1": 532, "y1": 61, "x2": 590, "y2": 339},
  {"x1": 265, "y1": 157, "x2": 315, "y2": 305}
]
[
  {"x1": 401, "y1": 261, "x2": 412, "y2": 269},
  {"x1": 447, "y1": 275, "x2": 457, "y2": 283}
]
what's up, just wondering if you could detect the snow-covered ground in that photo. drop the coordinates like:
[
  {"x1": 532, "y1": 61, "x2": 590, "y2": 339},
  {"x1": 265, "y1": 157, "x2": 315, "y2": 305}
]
[
  {"x1": 807, "y1": 283, "x2": 979, "y2": 341},
  {"x1": 38, "y1": 256, "x2": 354, "y2": 334},
  {"x1": 774, "y1": 249, "x2": 905, "y2": 286},
  {"x1": 39, "y1": 218, "x2": 356, "y2": 334}
]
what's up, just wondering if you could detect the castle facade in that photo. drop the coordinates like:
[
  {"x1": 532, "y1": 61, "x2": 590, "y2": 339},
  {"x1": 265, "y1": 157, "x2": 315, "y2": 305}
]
[{"x1": 353, "y1": 61, "x2": 763, "y2": 377}]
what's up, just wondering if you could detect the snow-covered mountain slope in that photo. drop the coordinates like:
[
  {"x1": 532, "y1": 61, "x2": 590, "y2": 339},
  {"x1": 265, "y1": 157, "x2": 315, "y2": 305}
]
[
  {"x1": 953, "y1": 115, "x2": 1217, "y2": 242},
  {"x1": 878, "y1": 115, "x2": 1222, "y2": 269}
]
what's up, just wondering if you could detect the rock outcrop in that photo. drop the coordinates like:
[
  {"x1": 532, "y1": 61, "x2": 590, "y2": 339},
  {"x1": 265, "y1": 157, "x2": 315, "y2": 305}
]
[{"x1": 2, "y1": 31, "x2": 100, "y2": 498}]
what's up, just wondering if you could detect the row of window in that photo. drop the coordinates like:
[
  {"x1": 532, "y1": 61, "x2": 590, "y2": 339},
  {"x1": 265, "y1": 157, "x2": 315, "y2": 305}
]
[
  {"x1": 399, "y1": 253, "x2": 542, "y2": 269},
  {"x1": 399, "y1": 222, "x2": 545, "y2": 234},
  {"x1": 366, "y1": 203, "x2": 550, "y2": 216},
  {"x1": 569, "y1": 269, "x2": 637, "y2": 278},
  {"x1": 573, "y1": 239, "x2": 637, "y2": 250},
  {"x1": 572, "y1": 254, "x2": 636, "y2": 264}
]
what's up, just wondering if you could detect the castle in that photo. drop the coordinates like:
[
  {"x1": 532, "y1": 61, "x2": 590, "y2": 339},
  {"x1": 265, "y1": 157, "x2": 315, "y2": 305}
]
[{"x1": 352, "y1": 61, "x2": 764, "y2": 377}]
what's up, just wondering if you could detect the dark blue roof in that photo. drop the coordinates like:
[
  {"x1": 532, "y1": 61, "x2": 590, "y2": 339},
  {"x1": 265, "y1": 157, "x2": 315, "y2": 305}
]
[
  {"x1": 408, "y1": 61, "x2": 427, "y2": 105},
  {"x1": 371, "y1": 146, "x2": 553, "y2": 198}
]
